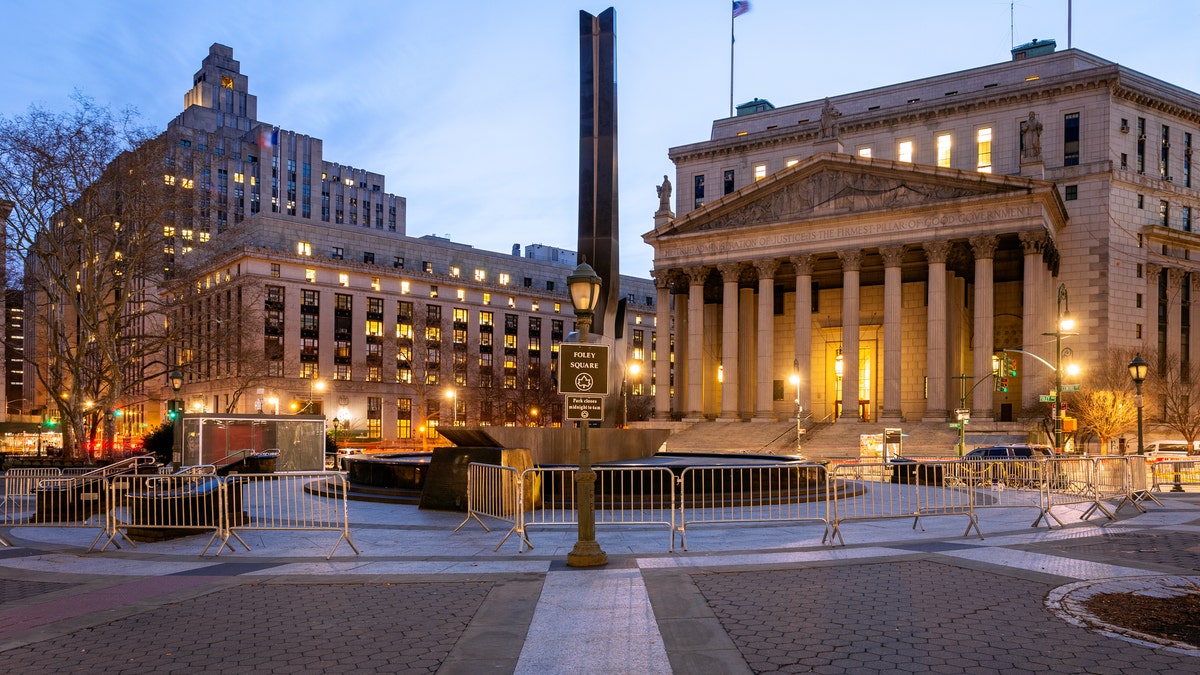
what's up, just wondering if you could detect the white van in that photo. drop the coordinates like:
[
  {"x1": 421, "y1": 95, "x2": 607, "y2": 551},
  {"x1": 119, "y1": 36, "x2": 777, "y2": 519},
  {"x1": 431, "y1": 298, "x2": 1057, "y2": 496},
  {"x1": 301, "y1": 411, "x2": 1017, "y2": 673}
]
[{"x1": 1144, "y1": 440, "x2": 1193, "y2": 461}]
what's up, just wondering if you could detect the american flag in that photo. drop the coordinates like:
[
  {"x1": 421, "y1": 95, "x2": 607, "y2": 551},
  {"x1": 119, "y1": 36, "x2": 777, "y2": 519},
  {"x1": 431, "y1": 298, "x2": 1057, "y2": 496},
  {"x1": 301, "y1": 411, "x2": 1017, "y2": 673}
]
[{"x1": 732, "y1": 1, "x2": 750, "y2": 18}]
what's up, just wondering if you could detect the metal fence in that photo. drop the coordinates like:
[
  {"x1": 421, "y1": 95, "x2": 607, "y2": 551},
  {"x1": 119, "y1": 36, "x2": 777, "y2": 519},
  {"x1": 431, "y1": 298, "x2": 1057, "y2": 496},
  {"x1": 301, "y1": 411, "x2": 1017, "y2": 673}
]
[
  {"x1": 1151, "y1": 459, "x2": 1200, "y2": 492},
  {"x1": 0, "y1": 466, "x2": 357, "y2": 558},
  {"x1": 458, "y1": 455, "x2": 1168, "y2": 553}
]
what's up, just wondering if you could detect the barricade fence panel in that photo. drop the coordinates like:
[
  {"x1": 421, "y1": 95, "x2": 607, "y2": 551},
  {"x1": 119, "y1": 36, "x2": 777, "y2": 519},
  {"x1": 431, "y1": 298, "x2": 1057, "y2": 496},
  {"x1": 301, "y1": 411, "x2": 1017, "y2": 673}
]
[
  {"x1": 218, "y1": 472, "x2": 358, "y2": 559},
  {"x1": 678, "y1": 464, "x2": 828, "y2": 551},
  {"x1": 828, "y1": 461, "x2": 980, "y2": 544},
  {"x1": 2, "y1": 468, "x2": 63, "y2": 506},
  {"x1": 102, "y1": 473, "x2": 227, "y2": 553},
  {"x1": 454, "y1": 463, "x2": 529, "y2": 552},
  {"x1": 1151, "y1": 459, "x2": 1200, "y2": 492}
]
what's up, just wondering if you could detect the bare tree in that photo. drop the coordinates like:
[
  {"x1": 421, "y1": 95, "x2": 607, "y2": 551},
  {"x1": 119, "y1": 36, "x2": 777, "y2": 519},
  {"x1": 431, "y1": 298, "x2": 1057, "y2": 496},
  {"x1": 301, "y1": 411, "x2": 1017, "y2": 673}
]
[
  {"x1": 1072, "y1": 349, "x2": 1140, "y2": 454},
  {"x1": 0, "y1": 97, "x2": 181, "y2": 459},
  {"x1": 1146, "y1": 352, "x2": 1200, "y2": 453}
]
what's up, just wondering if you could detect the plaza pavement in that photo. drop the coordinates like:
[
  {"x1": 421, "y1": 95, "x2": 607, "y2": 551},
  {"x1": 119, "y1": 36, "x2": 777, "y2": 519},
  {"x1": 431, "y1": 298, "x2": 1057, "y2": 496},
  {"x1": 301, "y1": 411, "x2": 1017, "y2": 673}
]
[{"x1": 0, "y1": 489, "x2": 1198, "y2": 673}]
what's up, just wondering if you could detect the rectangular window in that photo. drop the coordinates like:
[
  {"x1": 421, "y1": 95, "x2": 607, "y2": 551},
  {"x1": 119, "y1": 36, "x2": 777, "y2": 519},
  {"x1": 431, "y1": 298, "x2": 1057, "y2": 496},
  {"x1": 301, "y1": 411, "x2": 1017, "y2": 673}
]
[
  {"x1": 976, "y1": 127, "x2": 992, "y2": 173},
  {"x1": 1185, "y1": 132, "x2": 1193, "y2": 188},
  {"x1": 1064, "y1": 185, "x2": 1078, "y2": 201},
  {"x1": 332, "y1": 247, "x2": 343, "y2": 259},
  {"x1": 1161, "y1": 125, "x2": 1171, "y2": 179},
  {"x1": 474, "y1": 269, "x2": 486, "y2": 282},
  {"x1": 898, "y1": 141, "x2": 913, "y2": 163},
  {"x1": 936, "y1": 133, "x2": 951, "y2": 168},
  {"x1": 723, "y1": 169, "x2": 735, "y2": 194},
  {"x1": 1063, "y1": 113, "x2": 1080, "y2": 166},
  {"x1": 296, "y1": 242, "x2": 312, "y2": 256},
  {"x1": 1137, "y1": 117, "x2": 1146, "y2": 173},
  {"x1": 270, "y1": 263, "x2": 280, "y2": 278},
  {"x1": 1160, "y1": 200, "x2": 1170, "y2": 227},
  {"x1": 693, "y1": 174, "x2": 705, "y2": 208},
  {"x1": 753, "y1": 163, "x2": 766, "y2": 181},
  {"x1": 1184, "y1": 206, "x2": 1192, "y2": 233},
  {"x1": 857, "y1": 147, "x2": 872, "y2": 158}
]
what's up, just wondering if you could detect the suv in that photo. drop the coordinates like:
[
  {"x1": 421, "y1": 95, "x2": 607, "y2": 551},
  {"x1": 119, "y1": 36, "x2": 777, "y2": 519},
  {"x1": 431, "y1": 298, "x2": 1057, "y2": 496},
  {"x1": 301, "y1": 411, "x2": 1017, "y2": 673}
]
[{"x1": 965, "y1": 444, "x2": 1053, "y2": 459}]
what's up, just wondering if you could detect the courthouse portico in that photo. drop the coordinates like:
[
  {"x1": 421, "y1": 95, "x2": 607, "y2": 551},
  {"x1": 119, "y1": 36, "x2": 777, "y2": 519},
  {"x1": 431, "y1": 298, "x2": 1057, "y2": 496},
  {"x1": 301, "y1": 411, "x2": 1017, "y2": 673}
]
[{"x1": 645, "y1": 153, "x2": 1069, "y2": 425}]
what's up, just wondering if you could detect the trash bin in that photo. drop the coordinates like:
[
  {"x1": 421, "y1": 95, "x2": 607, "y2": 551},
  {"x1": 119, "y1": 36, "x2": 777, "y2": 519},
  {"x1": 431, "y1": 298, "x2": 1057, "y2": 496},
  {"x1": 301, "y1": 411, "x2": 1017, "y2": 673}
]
[{"x1": 889, "y1": 458, "x2": 917, "y2": 484}]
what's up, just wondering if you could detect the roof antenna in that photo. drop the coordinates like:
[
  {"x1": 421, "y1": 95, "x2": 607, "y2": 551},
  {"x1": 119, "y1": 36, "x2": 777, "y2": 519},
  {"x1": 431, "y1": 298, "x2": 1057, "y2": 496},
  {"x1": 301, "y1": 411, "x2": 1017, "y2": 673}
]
[{"x1": 1010, "y1": 2, "x2": 1014, "y2": 49}]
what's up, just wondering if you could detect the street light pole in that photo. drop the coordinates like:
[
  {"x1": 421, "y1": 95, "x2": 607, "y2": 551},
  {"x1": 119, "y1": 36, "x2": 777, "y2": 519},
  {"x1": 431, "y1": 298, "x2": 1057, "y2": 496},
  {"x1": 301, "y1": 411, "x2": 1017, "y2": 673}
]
[
  {"x1": 1050, "y1": 284, "x2": 1076, "y2": 453},
  {"x1": 566, "y1": 262, "x2": 606, "y2": 568},
  {"x1": 169, "y1": 370, "x2": 183, "y2": 467},
  {"x1": 1128, "y1": 354, "x2": 1148, "y2": 456}
]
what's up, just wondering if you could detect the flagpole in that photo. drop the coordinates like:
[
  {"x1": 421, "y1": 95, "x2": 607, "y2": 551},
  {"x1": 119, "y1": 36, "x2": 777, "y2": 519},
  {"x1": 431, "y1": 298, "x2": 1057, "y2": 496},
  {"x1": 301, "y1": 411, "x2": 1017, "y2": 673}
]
[{"x1": 729, "y1": 9, "x2": 735, "y2": 117}]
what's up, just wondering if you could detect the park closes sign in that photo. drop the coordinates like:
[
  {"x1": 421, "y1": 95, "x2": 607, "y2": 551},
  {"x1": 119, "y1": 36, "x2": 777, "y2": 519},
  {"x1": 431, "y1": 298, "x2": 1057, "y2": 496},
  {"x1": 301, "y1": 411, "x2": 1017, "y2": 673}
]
[{"x1": 558, "y1": 344, "x2": 610, "y2": 395}]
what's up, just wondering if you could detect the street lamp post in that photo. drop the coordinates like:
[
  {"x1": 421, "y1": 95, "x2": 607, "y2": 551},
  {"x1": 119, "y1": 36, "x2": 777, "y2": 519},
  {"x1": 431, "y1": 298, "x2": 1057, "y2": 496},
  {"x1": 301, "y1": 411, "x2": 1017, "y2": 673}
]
[
  {"x1": 446, "y1": 388, "x2": 457, "y2": 426},
  {"x1": 169, "y1": 370, "x2": 183, "y2": 467},
  {"x1": 1050, "y1": 284, "x2": 1076, "y2": 453},
  {"x1": 303, "y1": 380, "x2": 325, "y2": 414},
  {"x1": 1128, "y1": 354, "x2": 1148, "y2": 456},
  {"x1": 566, "y1": 262, "x2": 606, "y2": 568}
]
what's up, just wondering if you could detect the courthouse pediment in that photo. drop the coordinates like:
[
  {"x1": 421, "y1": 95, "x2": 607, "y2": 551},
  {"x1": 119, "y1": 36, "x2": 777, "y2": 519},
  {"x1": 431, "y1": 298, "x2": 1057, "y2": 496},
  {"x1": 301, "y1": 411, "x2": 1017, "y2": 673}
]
[{"x1": 649, "y1": 153, "x2": 1050, "y2": 239}]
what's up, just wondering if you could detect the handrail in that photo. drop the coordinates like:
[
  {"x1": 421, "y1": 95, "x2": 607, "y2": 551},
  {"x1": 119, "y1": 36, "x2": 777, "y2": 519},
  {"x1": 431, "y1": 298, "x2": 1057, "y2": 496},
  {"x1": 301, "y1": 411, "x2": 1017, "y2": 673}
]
[{"x1": 70, "y1": 455, "x2": 159, "y2": 481}]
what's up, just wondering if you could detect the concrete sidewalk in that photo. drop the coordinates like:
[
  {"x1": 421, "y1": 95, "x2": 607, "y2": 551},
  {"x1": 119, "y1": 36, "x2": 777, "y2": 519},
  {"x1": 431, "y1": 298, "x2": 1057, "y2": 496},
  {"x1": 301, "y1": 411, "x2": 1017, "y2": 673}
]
[{"x1": 0, "y1": 491, "x2": 1197, "y2": 673}]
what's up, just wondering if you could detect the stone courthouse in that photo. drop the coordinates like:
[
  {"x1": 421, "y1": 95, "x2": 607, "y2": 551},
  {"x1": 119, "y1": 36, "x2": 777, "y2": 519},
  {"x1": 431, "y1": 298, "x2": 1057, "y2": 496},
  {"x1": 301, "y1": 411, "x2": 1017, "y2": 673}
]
[{"x1": 644, "y1": 41, "x2": 1200, "y2": 431}]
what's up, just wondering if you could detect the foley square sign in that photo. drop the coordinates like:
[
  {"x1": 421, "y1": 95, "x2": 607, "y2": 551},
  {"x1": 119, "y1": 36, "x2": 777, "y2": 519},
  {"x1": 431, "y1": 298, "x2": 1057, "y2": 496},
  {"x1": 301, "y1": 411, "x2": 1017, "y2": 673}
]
[{"x1": 558, "y1": 344, "x2": 610, "y2": 396}]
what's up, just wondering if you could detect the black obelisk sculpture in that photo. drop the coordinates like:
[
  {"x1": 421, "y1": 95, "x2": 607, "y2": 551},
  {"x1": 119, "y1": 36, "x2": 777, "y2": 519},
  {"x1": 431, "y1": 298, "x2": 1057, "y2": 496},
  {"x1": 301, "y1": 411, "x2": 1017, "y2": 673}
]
[{"x1": 578, "y1": 8, "x2": 620, "y2": 342}]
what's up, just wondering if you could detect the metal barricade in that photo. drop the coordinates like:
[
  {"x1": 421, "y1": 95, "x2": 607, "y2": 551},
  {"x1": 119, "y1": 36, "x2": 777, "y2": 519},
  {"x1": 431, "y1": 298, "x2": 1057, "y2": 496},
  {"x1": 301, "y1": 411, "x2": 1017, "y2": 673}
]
[
  {"x1": 1151, "y1": 459, "x2": 1200, "y2": 492},
  {"x1": 454, "y1": 463, "x2": 529, "y2": 552},
  {"x1": 101, "y1": 473, "x2": 229, "y2": 553},
  {"x1": 1035, "y1": 457, "x2": 1095, "y2": 527},
  {"x1": 214, "y1": 472, "x2": 359, "y2": 559},
  {"x1": 15, "y1": 474, "x2": 111, "y2": 550},
  {"x1": 1, "y1": 468, "x2": 63, "y2": 508},
  {"x1": 678, "y1": 463, "x2": 828, "y2": 551},
  {"x1": 828, "y1": 461, "x2": 979, "y2": 545},
  {"x1": 1120, "y1": 455, "x2": 1161, "y2": 511},
  {"x1": 520, "y1": 466, "x2": 676, "y2": 553},
  {"x1": 1085, "y1": 457, "x2": 1132, "y2": 520}
]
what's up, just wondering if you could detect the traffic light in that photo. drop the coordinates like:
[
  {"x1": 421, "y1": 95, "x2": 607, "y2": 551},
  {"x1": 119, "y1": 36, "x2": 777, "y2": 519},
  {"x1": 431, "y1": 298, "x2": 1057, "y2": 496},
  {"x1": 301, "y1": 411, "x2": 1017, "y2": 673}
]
[
  {"x1": 44, "y1": 416, "x2": 57, "y2": 428},
  {"x1": 999, "y1": 377, "x2": 1009, "y2": 393},
  {"x1": 167, "y1": 399, "x2": 179, "y2": 421}
]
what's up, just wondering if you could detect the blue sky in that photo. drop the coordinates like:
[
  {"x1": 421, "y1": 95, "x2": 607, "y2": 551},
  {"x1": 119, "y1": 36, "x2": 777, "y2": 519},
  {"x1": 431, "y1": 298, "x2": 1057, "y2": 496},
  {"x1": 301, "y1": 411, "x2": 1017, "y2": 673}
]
[{"x1": 3, "y1": 1, "x2": 1198, "y2": 277}]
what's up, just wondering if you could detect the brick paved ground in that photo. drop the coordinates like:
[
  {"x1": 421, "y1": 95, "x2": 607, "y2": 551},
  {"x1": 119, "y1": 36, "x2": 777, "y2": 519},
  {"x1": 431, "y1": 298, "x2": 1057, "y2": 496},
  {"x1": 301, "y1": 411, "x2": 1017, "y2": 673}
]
[
  {"x1": 688, "y1": 559, "x2": 1199, "y2": 673},
  {"x1": 0, "y1": 581, "x2": 492, "y2": 675}
]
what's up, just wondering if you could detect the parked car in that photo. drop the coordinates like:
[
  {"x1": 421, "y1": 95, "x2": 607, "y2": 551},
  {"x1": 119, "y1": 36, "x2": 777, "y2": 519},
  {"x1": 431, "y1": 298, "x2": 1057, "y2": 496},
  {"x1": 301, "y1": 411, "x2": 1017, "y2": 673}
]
[{"x1": 965, "y1": 444, "x2": 1054, "y2": 459}]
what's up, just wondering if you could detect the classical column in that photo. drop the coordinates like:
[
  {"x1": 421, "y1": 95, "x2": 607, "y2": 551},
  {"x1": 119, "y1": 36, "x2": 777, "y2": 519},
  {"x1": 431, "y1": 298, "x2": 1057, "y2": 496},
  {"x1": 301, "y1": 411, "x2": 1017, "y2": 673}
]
[
  {"x1": 651, "y1": 270, "x2": 673, "y2": 420},
  {"x1": 791, "y1": 255, "x2": 814, "y2": 417},
  {"x1": 839, "y1": 249, "x2": 862, "y2": 421},
  {"x1": 923, "y1": 241, "x2": 952, "y2": 421},
  {"x1": 1192, "y1": 274, "x2": 1200, "y2": 372},
  {"x1": 672, "y1": 282, "x2": 688, "y2": 419},
  {"x1": 1019, "y1": 231, "x2": 1048, "y2": 411},
  {"x1": 717, "y1": 263, "x2": 741, "y2": 420},
  {"x1": 1147, "y1": 264, "x2": 1161, "y2": 354},
  {"x1": 685, "y1": 266, "x2": 708, "y2": 420},
  {"x1": 970, "y1": 236, "x2": 998, "y2": 422},
  {"x1": 754, "y1": 260, "x2": 778, "y2": 420},
  {"x1": 879, "y1": 245, "x2": 905, "y2": 422},
  {"x1": 1168, "y1": 268, "x2": 1184, "y2": 360}
]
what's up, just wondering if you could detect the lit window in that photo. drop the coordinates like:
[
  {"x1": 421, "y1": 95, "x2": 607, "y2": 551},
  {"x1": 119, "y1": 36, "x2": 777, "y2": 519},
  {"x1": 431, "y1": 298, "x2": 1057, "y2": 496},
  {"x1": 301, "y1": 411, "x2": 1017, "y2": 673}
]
[
  {"x1": 450, "y1": 266, "x2": 460, "y2": 277},
  {"x1": 250, "y1": 176, "x2": 257, "y2": 186},
  {"x1": 498, "y1": 273, "x2": 510, "y2": 285},
  {"x1": 430, "y1": 286, "x2": 439, "y2": 298},
  {"x1": 338, "y1": 273, "x2": 349, "y2": 287},
  {"x1": 198, "y1": 231, "x2": 210, "y2": 242},
  {"x1": 483, "y1": 293, "x2": 491, "y2": 305},
  {"x1": 344, "y1": 178, "x2": 353, "y2": 186},
  {"x1": 554, "y1": 303, "x2": 561, "y2": 313},
  {"x1": 898, "y1": 141, "x2": 913, "y2": 163},
  {"x1": 976, "y1": 127, "x2": 992, "y2": 173},
  {"x1": 508, "y1": 297, "x2": 516, "y2": 308},
  {"x1": 785, "y1": 158, "x2": 799, "y2": 167},
  {"x1": 163, "y1": 174, "x2": 176, "y2": 186},
  {"x1": 162, "y1": 225, "x2": 175, "y2": 237},
  {"x1": 857, "y1": 147, "x2": 872, "y2": 158},
  {"x1": 474, "y1": 269, "x2": 486, "y2": 282},
  {"x1": 182, "y1": 229, "x2": 194, "y2": 241},
  {"x1": 371, "y1": 277, "x2": 380, "y2": 291},
  {"x1": 305, "y1": 269, "x2": 316, "y2": 283},
  {"x1": 181, "y1": 178, "x2": 194, "y2": 189},
  {"x1": 936, "y1": 134, "x2": 951, "y2": 167},
  {"x1": 635, "y1": 315, "x2": 643, "y2": 325},
  {"x1": 754, "y1": 163, "x2": 766, "y2": 181},
  {"x1": 233, "y1": 172, "x2": 244, "y2": 183},
  {"x1": 531, "y1": 301, "x2": 539, "y2": 312},
  {"x1": 296, "y1": 242, "x2": 312, "y2": 256},
  {"x1": 456, "y1": 288, "x2": 466, "y2": 301}
]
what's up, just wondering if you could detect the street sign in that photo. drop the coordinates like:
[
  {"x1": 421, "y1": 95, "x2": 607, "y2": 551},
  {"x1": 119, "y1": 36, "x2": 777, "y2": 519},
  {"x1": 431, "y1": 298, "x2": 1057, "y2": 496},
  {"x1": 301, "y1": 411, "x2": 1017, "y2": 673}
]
[
  {"x1": 1039, "y1": 394, "x2": 1056, "y2": 402},
  {"x1": 558, "y1": 344, "x2": 610, "y2": 395},
  {"x1": 1062, "y1": 384, "x2": 1081, "y2": 392},
  {"x1": 565, "y1": 395, "x2": 604, "y2": 421}
]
